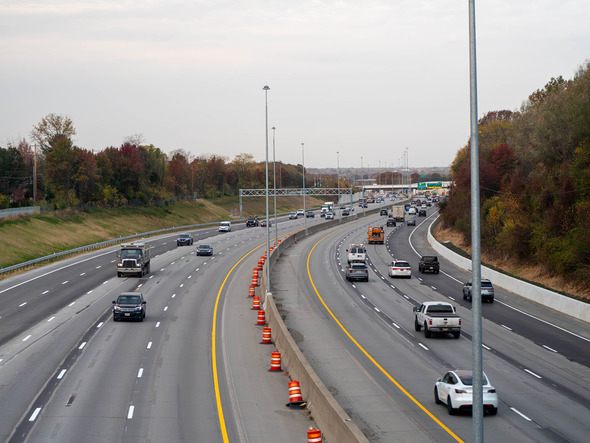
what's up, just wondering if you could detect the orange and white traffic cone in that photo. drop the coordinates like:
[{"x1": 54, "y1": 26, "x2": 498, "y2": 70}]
[
  {"x1": 252, "y1": 296, "x2": 260, "y2": 310},
  {"x1": 256, "y1": 309, "x2": 266, "y2": 325},
  {"x1": 248, "y1": 285, "x2": 255, "y2": 297},
  {"x1": 261, "y1": 327, "x2": 272, "y2": 344},
  {"x1": 269, "y1": 350, "x2": 282, "y2": 371},
  {"x1": 307, "y1": 427, "x2": 322, "y2": 443},
  {"x1": 287, "y1": 380, "x2": 305, "y2": 407}
]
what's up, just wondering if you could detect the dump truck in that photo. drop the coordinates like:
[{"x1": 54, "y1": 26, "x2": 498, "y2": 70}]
[
  {"x1": 367, "y1": 226, "x2": 384, "y2": 244},
  {"x1": 116, "y1": 242, "x2": 151, "y2": 277}
]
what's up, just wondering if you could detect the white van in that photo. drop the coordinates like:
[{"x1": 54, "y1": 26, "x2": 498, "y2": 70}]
[
  {"x1": 218, "y1": 221, "x2": 231, "y2": 232},
  {"x1": 346, "y1": 244, "x2": 366, "y2": 264}
]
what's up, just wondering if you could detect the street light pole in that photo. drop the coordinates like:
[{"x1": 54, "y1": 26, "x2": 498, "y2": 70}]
[
  {"x1": 302, "y1": 143, "x2": 306, "y2": 232},
  {"x1": 263, "y1": 85, "x2": 270, "y2": 288},
  {"x1": 272, "y1": 126, "x2": 278, "y2": 248},
  {"x1": 337, "y1": 151, "x2": 340, "y2": 215}
]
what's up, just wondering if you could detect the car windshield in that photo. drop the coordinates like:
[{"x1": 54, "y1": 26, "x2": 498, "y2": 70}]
[
  {"x1": 118, "y1": 295, "x2": 140, "y2": 304},
  {"x1": 121, "y1": 249, "x2": 141, "y2": 259},
  {"x1": 179, "y1": 234, "x2": 190, "y2": 238},
  {"x1": 199, "y1": 245, "x2": 211, "y2": 250}
]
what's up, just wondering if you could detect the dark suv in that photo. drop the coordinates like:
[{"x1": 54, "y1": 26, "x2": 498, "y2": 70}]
[
  {"x1": 177, "y1": 233, "x2": 193, "y2": 246},
  {"x1": 113, "y1": 292, "x2": 146, "y2": 321},
  {"x1": 463, "y1": 279, "x2": 495, "y2": 303},
  {"x1": 246, "y1": 217, "x2": 259, "y2": 227}
]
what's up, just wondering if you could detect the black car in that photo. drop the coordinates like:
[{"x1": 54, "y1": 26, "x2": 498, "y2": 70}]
[
  {"x1": 306, "y1": 211, "x2": 315, "y2": 218},
  {"x1": 246, "y1": 217, "x2": 259, "y2": 227},
  {"x1": 113, "y1": 292, "x2": 146, "y2": 321},
  {"x1": 196, "y1": 244, "x2": 213, "y2": 256},
  {"x1": 177, "y1": 233, "x2": 193, "y2": 246},
  {"x1": 386, "y1": 218, "x2": 396, "y2": 227},
  {"x1": 342, "y1": 209, "x2": 350, "y2": 216},
  {"x1": 380, "y1": 209, "x2": 388, "y2": 216},
  {"x1": 418, "y1": 209, "x2": 427, "y2": 217}
]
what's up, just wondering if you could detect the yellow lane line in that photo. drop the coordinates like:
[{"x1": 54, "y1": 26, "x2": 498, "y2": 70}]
[{"x1": 306, "y1": 229, "x2": 464, "y2": 443}]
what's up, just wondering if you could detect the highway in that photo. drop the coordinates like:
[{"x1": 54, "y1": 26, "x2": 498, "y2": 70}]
[
  {"x1": 272, "y1": 204, "x2": 590, "y2": 442},
  {"x1": 0, "y1": 202, "x2": 588, "y2": 442},
  {"x1": 0, "y1": 216, "x2": 322, "y2": 442}
]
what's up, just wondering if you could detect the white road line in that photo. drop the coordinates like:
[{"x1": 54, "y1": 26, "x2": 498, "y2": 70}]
[
  {"x1": 392, "y1": 323, "x2": 400, "y2": 329},
  {"x1": 542, "y1": 345, "x2": 557, "y2": 353},
  {"x1": 69, "y1": 302, "x2": 75, "y2": 307},
  {"x1": 160, "y1": 268, "x2": 165, "y2": 271},
  {"x1": 29, "y1": 407, "x2": 42, "y2": 421},
  {"x1": 97, "y1": 322, "x2": 103, "y2": 328},
  {"x1": 147, "y1": 342, "x2": 152, "y2": 349},
  {"x1": 78, "y1": 342, "x2": 87, "y2": 350},
  {"x1": 179, "y1": 284, "x2": 184, "y2": 288},
  {"x1": 96, "y1": 265, "x2": 101, "y2": 269},
  {"x1": 127, "y1": 405, "x2": 135, "y2": 419},
  {"x1": 149, "y1": 275, "x2": 154, "y2": 279},
  {"x1": 164, "y1": 306, "x2": 168, "y2": 311},
  {"x1": 482, "y1": 344, "x2": 491, "y2": 350},
  {"x1": 137, "y1": 368, "x2": 144, "y2": 378},
  {"x1": 448, "y1": 296, "x2": 455, "y2": 301},
  {"x1": 510, "y1": 407, "x2": 532, "y2": 421},
  {"x1": 155, "y1": 322, "x2": 160, "y2": 328},
  {"x1": 103, "y1": 281, "x2": 108, "y2": 285},
  {"x1": 23, "y1": 335, "x2": 31, "y2": 341},
  {"x1": 57, "y1": 369, "x2": 67, "y2": 379},
  {"x1": 418, "y1": 343, "x2": 429, "y2": 350},
  {"x1": 47, "y1": 317, "x2": 55, "y2": 322},
  {"x1": 188, "y1": 275, "x2": 192, "y2": 279},
  {"x1": 502, "y1": 324, "x2": 512, "y2": 331},
  {"x1": 172, "y1": 294, "x2": 176, "y2": 298},
  {"x1": 80, "y1": 273, "x2": 86, "y2": 276},
  {"x1": 374, "y1": 307, "x2": 381, "y2": 312},
  {"x1": 196, "y1": 268, "x2": 200, "y2": 272},
  {"x1": 431, "y1": 286, "x2": 437, "y2": 290},
  {"x1": 42, "y1": 290, "x2": 49, "y2": 294},
  {"x1": 87, "y1": 290, "x2": 93, "y2": 294},
  {"x1": 524, "y1": 369, "x2": 542, "y2": 379},
  {"x1": 403, "y1": 294, "x2": 409, "y2": 299},
  {"x1": 62, "y1": 281, "x2": 68, "y2": 285},
  {"x1": 19, "y1": 302, "x2": 27, "y2": 307}
]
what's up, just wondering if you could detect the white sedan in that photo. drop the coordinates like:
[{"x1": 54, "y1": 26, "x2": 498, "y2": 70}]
[
  {"x1": 434, "y1": 370, "x2": 498, "y2": 415},
  {"x1": 388, "y1": 260, "x2": 411, "y2": 278}
]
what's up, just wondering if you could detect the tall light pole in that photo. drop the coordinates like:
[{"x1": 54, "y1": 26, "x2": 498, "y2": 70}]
[
  {"x1": 337, "y1": 151, "x2": 340, "y2": 214},
  {"x1": 468, "y1": 0, "x2": 484, "y2": 440},
  {"x1": 272, "y1": 126, "x2": 278, "y2": 248},
  {"x1": 263, "y1": 85, "x2": 270, "y2": 288},
  {"x1": 302, "y1": 143, "x2": 306, "y2": 231}
]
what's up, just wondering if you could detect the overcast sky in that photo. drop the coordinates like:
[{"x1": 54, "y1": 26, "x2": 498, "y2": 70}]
[{"x1": 1, "y1": 1, "x2": 588, "y2": 169}]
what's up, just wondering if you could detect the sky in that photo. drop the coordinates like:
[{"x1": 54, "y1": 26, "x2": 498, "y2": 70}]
[{"x1": 1, "y1": 1, "x2": 589, "y2": 169}]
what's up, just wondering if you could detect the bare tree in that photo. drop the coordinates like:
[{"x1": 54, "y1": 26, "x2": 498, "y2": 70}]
[
  {"x1": 30, "y1": 113, "x2": 76, "y2": 154},
  {"x1": 123, "y1": 133, "x2": 146, "y2": 146}
]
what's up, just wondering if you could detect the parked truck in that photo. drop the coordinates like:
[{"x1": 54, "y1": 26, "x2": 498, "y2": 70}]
[
  {"x1": 367, "y1": 226, "x2": 384, "y2": 244},
  {"x1": 413, "y1": 301, "x2": 461, "y2": 338},
  {"x1": 117, "y1": 242, "x2": 151, "y2": 277},
  {"x1": 391, "y1": 206, "x2": 405, "y2": 222}
]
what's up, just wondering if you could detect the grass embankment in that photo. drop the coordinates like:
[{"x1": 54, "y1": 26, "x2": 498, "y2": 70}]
[{"x1": 0, "y1": 195, "x2": 324, "y2": 270}]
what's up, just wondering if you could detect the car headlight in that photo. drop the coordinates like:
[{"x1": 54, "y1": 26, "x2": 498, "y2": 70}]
[
  {"x1": 114, "y1": 306, "x2": 121, "y2": 311},
  {"x1": 135, "y1": 306, "x2": 143, "y2": 311},
  {"x1": 117, "y1": 263, "x2": 122, "y2": 268}
]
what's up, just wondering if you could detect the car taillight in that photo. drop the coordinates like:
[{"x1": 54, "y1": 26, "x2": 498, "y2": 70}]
[
  {"x1": 459, "y1": 319, "x2": 461, "y2": 325},
  {"x1": 487, "y1": 389, "x2": 496, "y2": 393},
  {"x1": 455, "y1": 388, "x2": 467, "y2": 394},
  {"x1": 429, "y1": 319, "x2": 432, "y2": 325}
]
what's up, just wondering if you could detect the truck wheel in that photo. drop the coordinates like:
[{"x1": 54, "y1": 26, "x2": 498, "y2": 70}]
[
  {"x1": 436, "y1": 270, "x2": 439, "y2": 274},
  {"x1": 424, "y1": 324, "x2": 431, "y2": 338},
  {"x1": 414, "y1": 319, "x2": 422, "y2": 332},
  {"x1": 453, "y1": 331, "x2": 461, "y2": 339},
  {"x1": 147, "y1": 263, "x2": 150, "y2": 274},
  {"x1": 117, "y1": 272, "x2": 121, "y2": 278}
]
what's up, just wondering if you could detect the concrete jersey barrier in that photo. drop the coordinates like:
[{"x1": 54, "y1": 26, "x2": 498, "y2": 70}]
[{"x1": 427, "y1": 218, "x2": 590, "y2": 323}]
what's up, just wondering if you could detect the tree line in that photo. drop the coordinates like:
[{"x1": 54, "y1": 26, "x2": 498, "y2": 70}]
[
  {"x1": 0, "y1": 116, "x2": 353, "y2": 209},
  {"x1": 440, "y1": 61, "x2": 590, "y2": 289}
]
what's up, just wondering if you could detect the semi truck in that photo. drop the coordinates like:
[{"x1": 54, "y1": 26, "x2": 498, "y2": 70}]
[
  {"x1": 391, "y1": 206, "x2": 405, "y2": 222},
  {"x1": 116, "y1": 242, "x2": 151, "y2": 277}
]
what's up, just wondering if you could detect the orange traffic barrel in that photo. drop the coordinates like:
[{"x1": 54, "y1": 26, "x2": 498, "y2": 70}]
[
  {"x1": 252, "y1": 296, "x2": 260, "y2": 310},
  {"x1": 257, "y1": 309, "x2": 266, "y2": 325},
  {"x1": 287, "y1": 380, "x2": 304, "y2": 406},
  {"x1": 269, "y1": 350, "x2": 282, "y2": 371},
  {"x1": 248, "y1": 285, "x2": 255, "y2": 297},
  {"x1": 261, "y1": 327, "x2": 272, "y2": 344},
  {"x1": 307, "y1": 427, "x2": 322, "y2": 443},
  {"x1": 252, "y1": 274, "x2": 258, "y2": 286}
]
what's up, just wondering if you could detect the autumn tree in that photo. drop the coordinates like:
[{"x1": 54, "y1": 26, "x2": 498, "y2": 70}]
[{"x1": 30, "y1": 113, "x2": 77, "y2": 154}]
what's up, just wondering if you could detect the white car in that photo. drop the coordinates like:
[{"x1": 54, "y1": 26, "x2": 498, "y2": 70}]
[
  {"x1": 288, "y1": 212, "x2": 298, "y2": 220},
  {"x1": 325, "y1": 212, "x2": 334, "y2": 220},
  {"x1": 434, "y1": 370, "x2": 498, "y2": 416},
  {"x1": 388, "y1": 260, "x2": 411, "y2": 278},
  {"x1": 218, "y1": 221, "x2": 231, "y2": 232},
  {"x1": 296, "y1": 209, "x2": 305, "y2": 216}
]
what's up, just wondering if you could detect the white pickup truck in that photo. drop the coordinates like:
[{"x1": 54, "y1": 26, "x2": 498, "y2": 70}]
[{"x1": 413, "y1": 301, "x2": 461, "y2": 339}]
